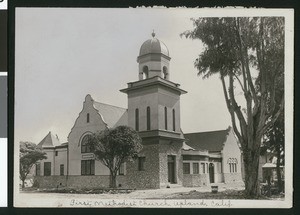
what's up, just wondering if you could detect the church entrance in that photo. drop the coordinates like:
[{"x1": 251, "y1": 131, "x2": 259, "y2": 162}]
[
  {"x1": 167, "y1": 155, "x2": 176, "y2": 183},
  {"x1": 209, "y1": 163, "x2": 215, "y2": 183}
]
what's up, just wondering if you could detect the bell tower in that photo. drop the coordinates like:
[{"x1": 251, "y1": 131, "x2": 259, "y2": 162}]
[
  {"x1": 137, "y1": 31, "x2": 171, "y2": 81},
  {"x1": 120, "y1": 32, "x2": 187, "y2": 188}
]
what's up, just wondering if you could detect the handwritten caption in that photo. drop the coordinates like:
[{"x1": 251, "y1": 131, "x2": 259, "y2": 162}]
[{"x1": 69, "y1": 199, "x2": 233, "y2": 208}]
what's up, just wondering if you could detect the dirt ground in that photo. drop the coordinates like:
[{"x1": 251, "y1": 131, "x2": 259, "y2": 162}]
[{"x1": 15, "y1": 182, "x2": 285, "y2": 207}]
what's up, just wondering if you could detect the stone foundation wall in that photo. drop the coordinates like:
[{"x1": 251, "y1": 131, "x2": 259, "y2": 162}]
[
  {"x1": 34, "y1": 175, "x2": 128, "y2": 189},
  {"x1": 125, "y1": 143, "x2": 160, "y2": 189},
  {"x1": 182, "y1": 174, "x2": 209, "y2": 187},
  {"x1": 34, "y1": 176, "x2": 67, "y2": 188},
  {"x1": 159, "y1": 140, "x2": 183, "y2": 187},
  {"x1": 223, "y1": 173, "x2": 243, "y2": 183}
]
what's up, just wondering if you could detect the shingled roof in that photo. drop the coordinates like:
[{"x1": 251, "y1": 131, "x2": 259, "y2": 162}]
[
  {"x1": 184, "y1": 129, "x2": 230, "y2": 152},
  {"x1": 93, "y1": 101, "x2": 128, "y2": 128},
  {"x1": 37, "y1": 131, "x2": 61, "y2": 148}
]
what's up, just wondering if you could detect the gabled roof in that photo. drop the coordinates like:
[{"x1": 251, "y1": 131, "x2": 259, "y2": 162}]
[
  {"x1": 37, "y1": 131, "x2": 61, "y2": 148},
  {"x1": 184, "y1": 129, "x2": 230, "y2": 152},
  {"x1": 93, "y1": 101, "x2": 128, "y2": 128}
]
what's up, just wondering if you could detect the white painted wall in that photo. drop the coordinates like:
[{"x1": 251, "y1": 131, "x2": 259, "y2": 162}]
[{"x1": 68, "y1": 94, "x2": 110, "y2": 176}]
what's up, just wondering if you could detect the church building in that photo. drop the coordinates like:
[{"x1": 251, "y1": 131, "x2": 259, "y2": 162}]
[{"x1": 34, "y1": 33, "x2": 243, "y2": 189}]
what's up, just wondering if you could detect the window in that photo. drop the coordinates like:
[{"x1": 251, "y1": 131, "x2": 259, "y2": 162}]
[
  {"x1": 206, "y1": 163, "x2": 208, "y2": 173},
  {"x1": 183, "y1": 163, "x2": 190, "y2": 174},
  {"x1": 36, "y1": 163, "x2": 40, "y2": 176},
  {"x1": 81, "y1": 135, "x2": 92, "y2": 153},
  {"x1": 44, "y1": 162, "x2": 51, "y2": 176},
  {"x1": 193, "y1": 163, "x2": 199, "y2": 174},
  {"x1": 143, "y1": 66, "x2": 149, "y2": 79},
  {"x1": 201, "y1": 163, "x2": 205, "y2": 174},
  {"x1": 163, "y1": 66, "x2": 168, "y2": 79},
  {"x1": 87, "y1": 113, "x2": 90, "y2": 123},
  {"x1": 81, "y1": 160, "x2": 95, "y2": 175},
  {"x1": 119, "y1": 162, "x2": 125, "y2": 175},
  {"x1": 172, "y1": 109, "x2": 175, "y2": 131},
  {"x1": 60, "y1": 164, "x2": 64, "y2": 176},
  {"x1": 228, "y1": 158, "x2": 238, "y2": 173},
  {"x1": 164, "y1": 107, "x2": 168, "y2": 130},
  {"x1": 147, "y1": 107, "x2": 151, "y2": 130},
  {"x1": 55, "y1": 151, "x2": 58, "y2": 156},
  {"x1": 135, "y1": 108, "x2": 139, "y2": 131},
  {"x1": 138, "y1": 157, "x2": 145, "y2": 171}
]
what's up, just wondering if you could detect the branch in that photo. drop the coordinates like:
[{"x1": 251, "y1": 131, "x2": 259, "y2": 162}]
[
  {"x1": 256, "y1": 17, "x2": 269, "y2": 135},
  {"x1": 228, "y1": 72, "x2": 248, "y2": 132},
  {"x1": 233, "y1": 72, "x2": 246, "y2": 93},
  {"x1": 235, "y1": 18, "x2": 248, "y2": 93},
  {"x1": 263, "y1": 95, "x2": 284, "y2": 133},
  {"x1": 220, "y1": 75, "x2": 243, "y2": 145}
]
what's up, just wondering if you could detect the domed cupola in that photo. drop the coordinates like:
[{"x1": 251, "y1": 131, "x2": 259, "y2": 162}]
[
  {"x1": 139, "y1": 32, "x2": 169, "y2": 57},
  {"x1": 137, "y1": 31, "x2": 171, "y2": 81}
]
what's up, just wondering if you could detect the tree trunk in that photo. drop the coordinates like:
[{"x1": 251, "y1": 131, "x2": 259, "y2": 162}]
[
  {"x1": 275, "y1": 144, "x2": 283, "y2": 192},
  {"x1": 243, "y1": 146, "x2": 261, "y2": 198},
  {"x1": 109, "y1": 170, "x2": 117, "y2": 188},
  {"x1": 22, "y1": 179, "x2": 25, "y2": 189}
]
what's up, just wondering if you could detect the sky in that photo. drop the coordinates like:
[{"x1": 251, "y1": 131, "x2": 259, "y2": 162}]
[{"x1": 15, "y1": 8, "x2": 239, "y2": 144}]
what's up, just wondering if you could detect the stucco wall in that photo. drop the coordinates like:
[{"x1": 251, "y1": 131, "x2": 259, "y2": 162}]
[
  {"x1": 209, "y1": 161, "x2": 223, "y2": 183},
  {"x1": 138, "y1": 55, "x2": 170, "y2": 80},
  {"x1": 68, "y1": 95, "x2": 109, "y2": 176},
  {"x1": 221, "y1": 129, "x2": 243, "y2": 183},
  {"x1": 39, "y1": 149, "x2": 55, "y2": 176},
  {"x1": 127, "y1": 88, "x2": 159, "y2": 131},
  {"x1": 54, "y1": 148, "x2": 68, "y2": 175},
  {"x1": 157, "y1": 87, "x2": 181, "y2": 133}
]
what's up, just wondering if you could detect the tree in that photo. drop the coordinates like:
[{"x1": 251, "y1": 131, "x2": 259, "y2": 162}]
[
  {"x1": 182, "y1": 17, "x2": 284, "y2": 198},
  {"x1": 262, "y1": 85, "x2": 284, "y2": 192},
  {"x1": 19, "y1": 142, "x2": 47, "y2": 189},
  {"x1": 88, "y1": 126, "x2": 143, "y2": 188}
]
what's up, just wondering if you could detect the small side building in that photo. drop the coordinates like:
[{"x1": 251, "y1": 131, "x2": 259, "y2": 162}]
[{"x1": 182, "y1": 128, "x2": 243, "y2": 187}]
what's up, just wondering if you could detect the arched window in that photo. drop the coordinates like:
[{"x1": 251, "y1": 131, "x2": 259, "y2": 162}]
[
  {"x1": 164, "y1": 107, "x2": 168, "y2": 130},
  {"x1": 228, "y1": 158, "x2": 238, "y2": 173},
  {"x1": 81, "y1": 134, "x2": 92, "y2": 153},
  {"x1": 163, "y1": 66, "x2": 168, "y2": 79},
  {"x1": 87, "y1": 113, "x2": 90, "y2": 123},
  {"x1": 147, "y1": 106, "x2": 151, "y2": 130},
  {"x1": 172, "y1": 109, "x2": 176, "y2": 131},
  {"x1": 143, "y1": 66, "x2": 149, "y2": 79},
  {"x1": 135, "y1": 108, "x2": 139, "y2": 131}
]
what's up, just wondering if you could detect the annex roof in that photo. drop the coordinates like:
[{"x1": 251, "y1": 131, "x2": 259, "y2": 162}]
[
  {"x1": 37, "y1": 131, "x2": 61, "y2": 148},
  {"x1": 93, "y1": 101, "x2": 128, "y2": 128},
  {"x1": 184, "y1": 129, "x2": 230, "y2": 152}
]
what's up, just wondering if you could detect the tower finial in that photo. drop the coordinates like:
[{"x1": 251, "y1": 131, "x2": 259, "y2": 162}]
[{"x1": 151, "y1": 30, "x2": 155, "y2": 38}]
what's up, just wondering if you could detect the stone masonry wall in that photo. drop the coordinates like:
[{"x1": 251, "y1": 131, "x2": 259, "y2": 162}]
[
  {"x1": 125, "y1": 143, "x2": 160, "y2": 189},
  {"x1": 182, "y1": 174, "x2": 209, "y2": 187},
  {"x1": 34, "y1": 175, "x2": 128, "y2": 189},
  {"x1": 159, "y1": 140, "x2": 183, "y2": 187},
  {"x1": 223, "y1": 173, "x2": 243, "y2": 183}
]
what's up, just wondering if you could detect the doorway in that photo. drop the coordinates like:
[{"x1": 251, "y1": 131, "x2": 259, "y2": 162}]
[
  {"x1": 167, "y1": 155, "x2": 176, "y2": 183},
  {"x1": 209, "y1": 163, "x2": 215, "y2": 183}
]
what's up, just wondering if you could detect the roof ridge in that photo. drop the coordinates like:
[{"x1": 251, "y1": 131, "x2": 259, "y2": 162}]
[
  {"x1": 93, "y1": 100, "x2": 127, "y2": 110},
  {"x1": 184, "y1": 129, "x2": 227, "y2": 135}
]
